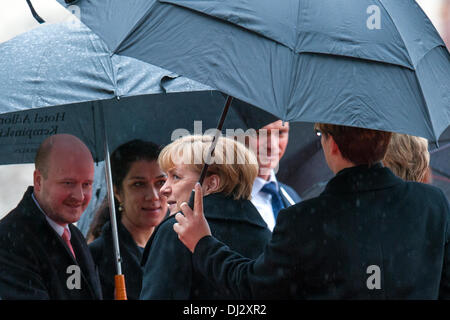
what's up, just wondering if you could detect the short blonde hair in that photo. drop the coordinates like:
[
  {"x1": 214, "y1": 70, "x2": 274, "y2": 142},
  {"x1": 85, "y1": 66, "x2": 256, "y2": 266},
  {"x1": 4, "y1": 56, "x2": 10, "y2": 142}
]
[
  {"x1": 383, "y1": 133, "x2": 430, "y2": 183},
  {"x1": 158, "y1": 135, "x2": 258, "y2": 200}
]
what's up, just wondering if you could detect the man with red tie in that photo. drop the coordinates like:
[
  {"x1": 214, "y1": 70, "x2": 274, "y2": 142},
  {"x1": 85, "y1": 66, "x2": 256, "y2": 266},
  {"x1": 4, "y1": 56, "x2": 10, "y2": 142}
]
[{"x1": 0, "y1": 134, "x2": 102, "y2": 299}]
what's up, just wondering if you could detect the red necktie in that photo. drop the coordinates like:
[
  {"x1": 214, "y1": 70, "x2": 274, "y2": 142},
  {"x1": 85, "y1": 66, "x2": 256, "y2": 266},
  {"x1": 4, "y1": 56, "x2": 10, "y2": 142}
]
[{"x1": 62, "y1": 228, "x2": 76, "y2": 259}]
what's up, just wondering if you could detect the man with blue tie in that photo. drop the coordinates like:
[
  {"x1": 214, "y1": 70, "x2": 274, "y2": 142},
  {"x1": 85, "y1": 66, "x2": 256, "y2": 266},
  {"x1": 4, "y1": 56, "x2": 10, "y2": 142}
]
[{"x1": 250, "y1": 120, "x2": 301, "y2": 231}]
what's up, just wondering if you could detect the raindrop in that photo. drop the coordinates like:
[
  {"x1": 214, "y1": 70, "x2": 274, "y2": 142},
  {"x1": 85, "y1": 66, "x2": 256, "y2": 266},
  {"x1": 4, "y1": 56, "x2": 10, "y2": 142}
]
[{"x1": 276, "y1": 268, "x2": 284, "y2": 277}]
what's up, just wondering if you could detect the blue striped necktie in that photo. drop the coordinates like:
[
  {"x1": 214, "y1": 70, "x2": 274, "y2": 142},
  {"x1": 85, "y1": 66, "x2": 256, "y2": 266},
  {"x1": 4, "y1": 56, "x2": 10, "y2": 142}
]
[{"x1": 261, "y1": 181, "x2": 285, "y2": 219}]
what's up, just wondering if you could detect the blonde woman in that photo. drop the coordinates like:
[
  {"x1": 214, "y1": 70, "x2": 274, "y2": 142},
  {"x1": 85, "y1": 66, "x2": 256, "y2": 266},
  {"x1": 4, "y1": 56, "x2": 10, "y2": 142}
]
[
  {"x1": 140, "y1": 135, "x2": 271, "y2": 299},
  {"x1": 383, "y1": 133, "x2": 431, "y2": 183}
]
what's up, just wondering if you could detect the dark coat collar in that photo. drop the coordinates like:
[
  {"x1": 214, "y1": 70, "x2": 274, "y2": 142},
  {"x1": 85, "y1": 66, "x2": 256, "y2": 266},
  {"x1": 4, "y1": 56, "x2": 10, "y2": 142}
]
[
  {"x1": 323, "y1": 162, "x2": 403, "y2": 195},
  {"x1": 18, "y1": 186, "x2": 43, "y2": 220},
  {"x1": 17, "y1": 186, "x2": 101, "y2": 299},
  {"x1": 18, "y1": 187, "x2": 72, "y2": 243},
  {"x1": 141, "y1": 192, "x2": 268, "y2": 267},
  {"x1": 100, "y1": 219, "x2": 142, "y2": 258},
  {"x1": 203, "y1": 192, "x2": 268, "y2": 229}
]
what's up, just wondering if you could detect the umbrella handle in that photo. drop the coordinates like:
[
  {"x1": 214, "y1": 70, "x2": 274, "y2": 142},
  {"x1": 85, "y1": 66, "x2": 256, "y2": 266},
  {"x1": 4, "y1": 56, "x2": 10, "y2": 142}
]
[
  {"x1": 26, "y1": 0, "x2": 45, "y2": 24},
  {"x1": 187, "y1": 186, "x2": 199, "y2": 209},
  {"x1": 114, "y1": 274, "x2": 127, "y2": 300},
  {"x1": 186, "y1": 95, "x2": 233, "y2": 209}
]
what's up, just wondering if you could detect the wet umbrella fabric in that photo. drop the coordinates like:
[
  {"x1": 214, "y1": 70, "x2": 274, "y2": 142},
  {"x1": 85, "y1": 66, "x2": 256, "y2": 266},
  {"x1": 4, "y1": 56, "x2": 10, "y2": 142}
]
[
  {"x1": 0, "y1": 21, "x2": 275, "y2": 164},
  {"x1": 61, "y1": 0, "x2": 450, "y2": 143}
]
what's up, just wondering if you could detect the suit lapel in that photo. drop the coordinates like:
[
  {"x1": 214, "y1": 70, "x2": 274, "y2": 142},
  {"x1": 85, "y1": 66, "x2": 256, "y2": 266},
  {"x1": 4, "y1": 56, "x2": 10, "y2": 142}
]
[
  {"x1": 20, "y1": 188, "x2": 100, "y2": 299},
  {"x1": 69, "y1": 225, "x2": 102, "y2": 299},
  {"x1": 48, "y1": 225, "x2": 99, "y2": 298},
  {"x1": 279, "y1": 185, "x2": 295, "y2": 207}
]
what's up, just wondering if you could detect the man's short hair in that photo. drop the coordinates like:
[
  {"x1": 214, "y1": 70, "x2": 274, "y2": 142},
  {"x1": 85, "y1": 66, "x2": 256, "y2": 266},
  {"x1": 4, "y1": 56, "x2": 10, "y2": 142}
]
[
  {"x1": 34, "y1": 138, "x2": 54, "y2": 178},
  {"x1": 383, "y1": 133, "x2": 430, "y2": 182},
  {"x1": 314, "y1": 123, "x2": 392, "y2": 165}
]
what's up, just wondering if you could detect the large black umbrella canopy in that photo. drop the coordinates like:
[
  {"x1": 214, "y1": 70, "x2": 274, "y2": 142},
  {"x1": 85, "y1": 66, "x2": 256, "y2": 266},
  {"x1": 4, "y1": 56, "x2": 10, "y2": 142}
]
[
  {"x1": 59, "y1": 0, "x2": 450, "y2": 143},
  {"x1": 0, "y1": 21, "x2": 276, "y2": 164}
]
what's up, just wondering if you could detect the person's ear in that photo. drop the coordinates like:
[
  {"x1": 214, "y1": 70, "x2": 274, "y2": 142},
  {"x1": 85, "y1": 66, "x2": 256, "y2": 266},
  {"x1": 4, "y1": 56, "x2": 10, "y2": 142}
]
[
  {"x1": 328, "y1": 135, "x2": 341, "y2": 157},
  {"x1": 202, "y1": 174, "x2": 220, "y2": 196},
  {"x1": 113, "y1": 185, "x2": 123, "y2": 203},
  {"x1": 422, "y1": 167, "x2": 432, "y2": 184},
  {"x1": 33, "y1": 170, "x2": 42, "y2": 192}
]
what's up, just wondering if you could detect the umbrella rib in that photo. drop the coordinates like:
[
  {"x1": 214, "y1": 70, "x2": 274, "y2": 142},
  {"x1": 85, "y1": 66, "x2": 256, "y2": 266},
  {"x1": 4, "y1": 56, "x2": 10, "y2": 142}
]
[
  {"x1": 376, "y1": 0, "x2": 415, "y2": 70},
  {"x1": 86, "y1": 31, "x2": 119, "y2": 97},
  {"x1": 430, "y1": 142, "x2": 450, "y2": 154},
  {"x1": 431, "y1": 169, "x2": 450, "y2": 181},
  {"x1": 111, "y1": 2, "x2": 159, "y2": 55},
  {"x1": 26, "y1": 0, "x2": 45, "y2": 24},
  {"x1": 411, "y1": 61, "x2": 439, "y2": 143}
]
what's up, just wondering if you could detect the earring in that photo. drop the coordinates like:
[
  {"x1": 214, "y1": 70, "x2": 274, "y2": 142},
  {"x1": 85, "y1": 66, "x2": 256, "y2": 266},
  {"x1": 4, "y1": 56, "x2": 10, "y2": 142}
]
[{"x1": 118, "y1": 203, "x2": 124, "y2": 212}]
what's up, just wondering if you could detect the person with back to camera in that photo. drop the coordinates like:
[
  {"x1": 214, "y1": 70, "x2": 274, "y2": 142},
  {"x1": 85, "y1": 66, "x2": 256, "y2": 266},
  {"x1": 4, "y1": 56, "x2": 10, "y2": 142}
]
[
  {"x1": 88, "y1": 139, "x2": 168, "y2": 300},
  {"x1": 174, "y1": 124, "x2": 450, "y2": 299},
  {"x1": 383, "y1": 133, "x2": 432, "y2": 184},
  {"x1": 140, "y1": 134, "x2": 271, "y2": 299},
  {"x1": 301, "y1": 132, "x2": 433, "y2": 200}
]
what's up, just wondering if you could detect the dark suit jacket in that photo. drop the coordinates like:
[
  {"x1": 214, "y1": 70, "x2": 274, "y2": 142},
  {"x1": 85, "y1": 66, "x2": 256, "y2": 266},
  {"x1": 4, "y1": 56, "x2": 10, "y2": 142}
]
[
  {"x1": 140, "y1": 192, "x2": 272, "y2": 299},
  {"x1": 89, "y1": 221, "x2": 143, "y2": 300},
  {"x1": 0, "y1": 187, "x2": 102, "y2": 300},
  {"x1": 279, "y1": 182, "x2": 302, "y2": 207},
  {"x1": 193, "y1": 164, "x2": 450, "y2": 299}
]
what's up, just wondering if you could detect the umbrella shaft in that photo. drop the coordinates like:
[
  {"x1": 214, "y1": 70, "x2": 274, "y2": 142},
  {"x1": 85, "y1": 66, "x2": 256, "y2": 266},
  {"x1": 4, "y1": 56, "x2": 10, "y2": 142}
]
[
  {"x1": 104, "y1": 144, "x2": 123, "y2": 275},
  {"x1": 200, "y1": 95, "x2": 233, "y2": 183},
  {"x1": 100, "y1": 104, "x2": 123, "y2": 275},
  {"x1": 188, "y1": 95, "x2": 233, "y2": 208}
]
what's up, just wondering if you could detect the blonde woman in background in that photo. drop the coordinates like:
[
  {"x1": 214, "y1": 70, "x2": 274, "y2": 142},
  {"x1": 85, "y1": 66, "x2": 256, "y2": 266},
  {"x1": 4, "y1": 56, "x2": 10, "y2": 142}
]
[
  {"x1": 383, "y1": 133, "x2": 432, "y2": 183},
  {"x1": 140, "y1": 134, "x2": 271, "y2": 299}
]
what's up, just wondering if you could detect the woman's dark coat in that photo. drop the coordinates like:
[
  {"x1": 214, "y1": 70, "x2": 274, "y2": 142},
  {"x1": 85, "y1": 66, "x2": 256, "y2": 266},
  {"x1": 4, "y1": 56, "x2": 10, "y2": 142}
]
[
  {"x1": 89, "y1": 220, "x2": 144, "y2": 300},
  {"x1": 140, "y1": 192, "x2": 272, "y2": 299}
]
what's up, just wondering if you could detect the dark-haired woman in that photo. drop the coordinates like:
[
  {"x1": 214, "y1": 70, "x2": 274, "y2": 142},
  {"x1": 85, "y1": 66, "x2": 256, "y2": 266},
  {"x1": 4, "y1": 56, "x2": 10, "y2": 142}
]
[{"x1": 88, "y1": 139, "x2": 168, "y2": 300}]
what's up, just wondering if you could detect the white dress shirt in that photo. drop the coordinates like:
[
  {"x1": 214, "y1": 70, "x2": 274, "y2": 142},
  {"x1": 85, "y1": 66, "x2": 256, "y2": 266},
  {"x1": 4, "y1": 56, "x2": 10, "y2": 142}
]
[{"x1": 251, "y1": 170, "x2": 279, "y2": 232}]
